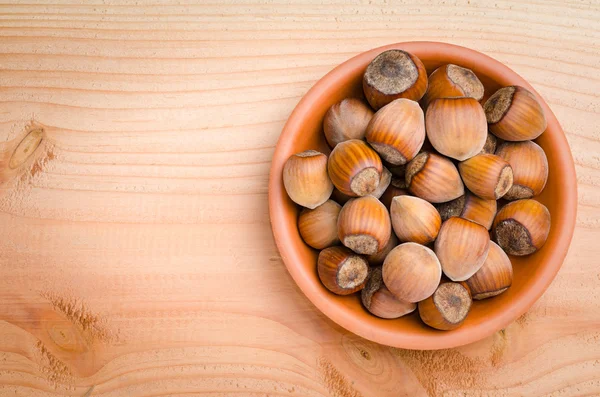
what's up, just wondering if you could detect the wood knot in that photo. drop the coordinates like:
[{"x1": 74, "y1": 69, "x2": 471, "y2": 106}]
[
  {"x1": 360, "y1": 349, "x2": 371, "y2": 360},
  {"x1": 47, "y1": 323, "x2": 81, "y2": 352},
  {"x1": 38, "y1": 308, "x2": 90, "y2": 355},
  {"x1": 9, "y1": 128, "x2": 44, "y2": 169},
  {"x1": 340, "y1": 334, "x2": 383, "y2": 376}
]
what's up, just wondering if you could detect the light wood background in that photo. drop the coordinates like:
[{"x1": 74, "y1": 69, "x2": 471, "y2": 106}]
[{"x1": 0, "y1": 1, "x2": 599, "y2": 396}]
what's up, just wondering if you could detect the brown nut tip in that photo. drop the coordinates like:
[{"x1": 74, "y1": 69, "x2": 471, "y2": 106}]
[
  {"x1": 492, "y1": 199, "x2": 551, "y2": 256},
  {"x1": 363, "y1": 50, "x2": 428, "y2": 109},
  {"x1": 418, "y1": 282, "x2": 472, "y2": 331},
  {"x1": 446, "y1": 64, "x2": 485, "y2": 100},
  {"x1": 317, "y1": 246, "x2": 369, "y2": 295}
]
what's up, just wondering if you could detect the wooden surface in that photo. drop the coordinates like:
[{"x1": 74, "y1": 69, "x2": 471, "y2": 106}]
[{"x1": 0, "y1": 1, "x2": 599, "y2": 396}]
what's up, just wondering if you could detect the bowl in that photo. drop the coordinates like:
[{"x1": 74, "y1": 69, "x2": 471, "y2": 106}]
[{"x1": 268, "y1": 42, "x2": 577, "y2": 350}]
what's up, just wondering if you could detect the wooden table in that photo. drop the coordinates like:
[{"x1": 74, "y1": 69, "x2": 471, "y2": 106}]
[{"x1": 0, "y1": 1, "x2": 599, "y2": 396}]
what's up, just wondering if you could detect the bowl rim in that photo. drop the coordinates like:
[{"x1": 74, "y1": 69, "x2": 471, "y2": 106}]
[{"x1": 268, "y1": 41, "x2": 577, "y2": 350}]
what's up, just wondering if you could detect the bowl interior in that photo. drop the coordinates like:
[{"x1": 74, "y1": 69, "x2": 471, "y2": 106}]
[{"x1": 269, "y1": 42, "x2": 577, "y2": 349}]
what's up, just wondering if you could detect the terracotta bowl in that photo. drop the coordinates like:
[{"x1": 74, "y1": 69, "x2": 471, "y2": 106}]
[{"x1": 268, "y1": 42, "x2": 577, "y2": 350}]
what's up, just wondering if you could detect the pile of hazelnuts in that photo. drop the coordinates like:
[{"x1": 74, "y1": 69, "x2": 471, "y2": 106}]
[{"x1": 282, "y1": 49, "x2": 550, "y2": 331}]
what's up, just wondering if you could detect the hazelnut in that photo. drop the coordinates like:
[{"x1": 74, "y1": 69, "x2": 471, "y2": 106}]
[
  {"x1": 283, "y1": 150, "x2": 333, "y2": 209},
  {"x1": 363, "y1": 49, "x2": 428, "y2": 110},
  {"x1": 458, "y1": 153, "x2": 514, "y2": 200},
  {"x1": 361, "y1": 267, "x2": 416, "y2": 319},
  {"x1": 495, "y1": 141, "x2": 548, "y2": 200},
  {"x1": 369, "y1": 166, "x2": 392, "y2": 199},
  {"x1": 425, "y1": 97, "x2": 487, "y2": 161},
  {"x1": 328, "y1": 139, "x2": 383, "y2": 197},
  {"x1": 418, "y1": 281, "x2": 472, "y2": 331},
  {"x1": 338, "y1": 196, "x2": 391, "y2": 255},
  {"x1": 297, "y1": 200, "x2": 341, "y2": 250},
  {"x1": 466, "y1": 242, "x2": 513, "y2": 300},
  {"x1": 435, "y1": 217, "x2": 490, "y2": 281},
  {"x1": 492, "y1": 199, "x2": 551, "y2": 256},
  {"x1": 405, "y1": 152, "x2": 464, "y2": 203},
  {"x1": 484, "y1": 86, "x2": 547, "y2": 141},
  {"x1": 460, "y1": 194, "x2": 497, "y2": 230},
  {"x1": 436, "y1": 193, "x2": 497, "y2": 230},
  {"x1": 323, "y1": 98, "x2": 374, "y2": 147},
  {"x1": 390, "y1": 195, "x2": 441, "y2": 245},
  {"x1": 379, "y1": 182, "x2": 409, "y2": 210},
  {"x1": 318, "y1": 246, "x2": 369, "y2": 295},
  {"x1": 365, "y1": 98, "x2": 425, "y2": 165},
  {"x1": 480, "y1": 132, "x2": 498, "y2": 155},
  {"x1": 382, "y1": 242, "x2": 442, "y2": 303},
  {"x1": 421, "y1": 64, "x2": 484, "y2": 109}
]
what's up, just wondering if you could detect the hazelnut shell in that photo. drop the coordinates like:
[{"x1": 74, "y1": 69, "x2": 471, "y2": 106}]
[
  {"x1": 492, "y1": 199, "x2": 551, "y2": 256},
  {"x1": 436, "y1": 193, "x2": 497, "y2": 230},
  {"x1": 361, "y1": 267, "x2": 416, "y2": 319},
  {"x1": 298, "y1": 200, "x2": 341, "y2": 250},
  {"x1": 435, "y1": 217, "x2": 491, "y2": 281},
  {"x1": 421, "y1": 64, "x2": 484, "y2": 109},
  {"x1": 460, "y1": 194, "x2": 497, "y2": 230},
  {"x1": 365, "y1": 98, "x2": 425, "y2": 165},
  {"x1": 436, "y1": 192, "x2": 498, "y2": 230},
  {"x1": 323, "y1": 98, "x2": 374, "y2": 147},
  {"x1": 458, "y1": 154, "x2": 514, "y2": 200},
  {"x1": 418, "y1": 281, "x2": 472, "y2": 330},
  {"x1": 495, "y1": 141, "x2": 548, "y2": 200},
  {"x1": 369, "y1": 166, "x2": 392, "y2": 199},
  {"x1": 328, "y1": 139, "x2": 383, "y2": 197},
  {"x1": 425, "y1": 97, "x2": 487, "y2": 161},
  {"x1": 283, "y1": 150, "x2": 333, "y2": 209},
  {"x1": 318, "y1": 246, "x2": 369, "y2": 295},
  {"x1": 363, "y1": 49, "x2": 428, "y2": 110},
  {"x1": 390, "y1": 195, "x2": 441, "y2": 245},
  {"x1": 466, "y1": 242, "x2": 513, "y2": 300},
  {"x1": 484, "y1": 85, "x2": 547, "y2": 141},
  {"x1": 405, "y1": 152, "x2": 464, "y2": 203},
  {"x1": 382, "y1": 242, "x2": 442, "y2": 303},
  {"x1": 338, "y1": 196, "x2": 392, "y2": 255}
]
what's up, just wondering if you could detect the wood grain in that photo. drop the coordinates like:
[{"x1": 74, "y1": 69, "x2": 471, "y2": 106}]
[{"x1": 0, "y1": 1, "x2": 599, "y2": 396}]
